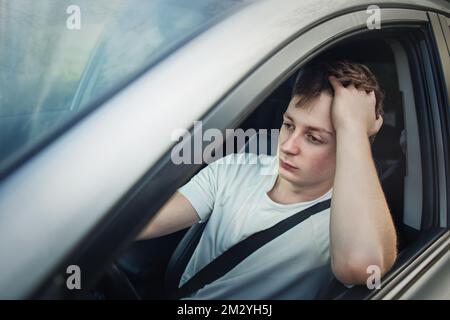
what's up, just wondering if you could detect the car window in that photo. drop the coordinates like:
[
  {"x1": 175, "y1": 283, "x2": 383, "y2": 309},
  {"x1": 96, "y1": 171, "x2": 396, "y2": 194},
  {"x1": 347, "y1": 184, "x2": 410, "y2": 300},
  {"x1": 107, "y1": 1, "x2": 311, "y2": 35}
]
[{"x1": 0, "y1": 0, "x2": 248, "y2": 177}]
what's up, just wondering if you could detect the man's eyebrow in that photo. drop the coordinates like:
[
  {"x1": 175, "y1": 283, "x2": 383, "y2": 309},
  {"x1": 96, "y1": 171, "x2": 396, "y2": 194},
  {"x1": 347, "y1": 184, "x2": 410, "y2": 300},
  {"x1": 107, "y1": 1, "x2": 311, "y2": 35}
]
[
  {"x1": 283, "y1": 113, "x2": 294, "y2": 122},
  {"x1": 306, "y1": 126, "x2": 334, "y2": 136},
  {"x1": 283, "y1": 113, "x2": 333, "y2": 136}
]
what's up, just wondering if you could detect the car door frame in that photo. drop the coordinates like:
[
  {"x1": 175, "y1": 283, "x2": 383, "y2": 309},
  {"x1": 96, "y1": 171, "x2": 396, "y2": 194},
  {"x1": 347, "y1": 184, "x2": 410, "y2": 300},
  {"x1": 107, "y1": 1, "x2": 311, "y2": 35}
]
[
  {"x1": 40, "y1": 7, "x2": 448, "y2": 300},
  {"x1": 38, "y1": 6, "x2": 450, "y2": 300}
]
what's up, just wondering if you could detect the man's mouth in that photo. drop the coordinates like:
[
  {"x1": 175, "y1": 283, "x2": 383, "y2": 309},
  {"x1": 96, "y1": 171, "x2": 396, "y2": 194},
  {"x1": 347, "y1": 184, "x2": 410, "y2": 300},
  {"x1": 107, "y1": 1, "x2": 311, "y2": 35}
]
[{"x1": 280, "y1": 158, "x2": 298, "y2": 171}]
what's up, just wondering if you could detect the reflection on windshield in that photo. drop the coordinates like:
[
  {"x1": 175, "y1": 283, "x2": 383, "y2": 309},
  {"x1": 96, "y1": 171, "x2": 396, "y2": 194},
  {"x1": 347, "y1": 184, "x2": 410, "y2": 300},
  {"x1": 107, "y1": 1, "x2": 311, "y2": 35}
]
[{"x1": 0, "y1": 0, "x2": 247, "y2": 176}]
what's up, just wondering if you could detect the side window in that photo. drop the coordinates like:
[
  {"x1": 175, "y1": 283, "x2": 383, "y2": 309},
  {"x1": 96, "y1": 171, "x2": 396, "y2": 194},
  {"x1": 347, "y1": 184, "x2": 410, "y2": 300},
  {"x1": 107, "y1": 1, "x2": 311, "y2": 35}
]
[{"x1": 240, "y1": 34, "x2": 416, "y2": 253}]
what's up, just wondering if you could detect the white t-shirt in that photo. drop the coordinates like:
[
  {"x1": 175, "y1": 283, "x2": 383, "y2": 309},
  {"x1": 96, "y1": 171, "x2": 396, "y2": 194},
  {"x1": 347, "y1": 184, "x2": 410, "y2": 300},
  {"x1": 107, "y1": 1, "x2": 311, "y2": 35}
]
[{"x1": 178, "y1": 153, "x2": 335, "y2": 299}]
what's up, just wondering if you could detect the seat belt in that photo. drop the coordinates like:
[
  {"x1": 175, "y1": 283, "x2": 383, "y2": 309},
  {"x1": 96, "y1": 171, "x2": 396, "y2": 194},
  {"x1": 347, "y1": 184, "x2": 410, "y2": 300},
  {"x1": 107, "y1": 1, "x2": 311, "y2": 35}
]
[{"x1": 171, "y1": 198, "x2": 331, "y2": 299}]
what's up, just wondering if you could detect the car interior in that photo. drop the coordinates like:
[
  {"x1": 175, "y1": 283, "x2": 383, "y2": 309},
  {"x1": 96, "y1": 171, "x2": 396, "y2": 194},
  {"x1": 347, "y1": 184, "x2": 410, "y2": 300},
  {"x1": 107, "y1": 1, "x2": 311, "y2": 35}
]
[{"x1": 90, "y1": 28, "x2": 433, "y2": 300}]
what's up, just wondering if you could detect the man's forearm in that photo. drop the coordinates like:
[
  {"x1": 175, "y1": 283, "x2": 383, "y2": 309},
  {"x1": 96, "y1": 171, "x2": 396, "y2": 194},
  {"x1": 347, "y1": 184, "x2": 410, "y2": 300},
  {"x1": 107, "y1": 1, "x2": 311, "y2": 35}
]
[{"x1": 330, "y1": 126, "x2": 397, "y2": 284}]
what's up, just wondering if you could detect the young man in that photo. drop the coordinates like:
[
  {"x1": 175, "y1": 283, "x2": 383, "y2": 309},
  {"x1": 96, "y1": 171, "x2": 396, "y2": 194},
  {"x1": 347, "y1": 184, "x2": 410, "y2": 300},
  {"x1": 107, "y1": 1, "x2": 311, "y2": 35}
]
[{"x1": 138, "y1": 61, "x2": 398, "y2": 299}]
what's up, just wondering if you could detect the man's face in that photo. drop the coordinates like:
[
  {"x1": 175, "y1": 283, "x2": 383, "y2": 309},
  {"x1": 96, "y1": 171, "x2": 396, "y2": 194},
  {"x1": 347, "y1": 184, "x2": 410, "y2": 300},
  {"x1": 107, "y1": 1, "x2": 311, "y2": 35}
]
[{"x1": 277, "y1": 92, "x2": 336, "y2": 189}]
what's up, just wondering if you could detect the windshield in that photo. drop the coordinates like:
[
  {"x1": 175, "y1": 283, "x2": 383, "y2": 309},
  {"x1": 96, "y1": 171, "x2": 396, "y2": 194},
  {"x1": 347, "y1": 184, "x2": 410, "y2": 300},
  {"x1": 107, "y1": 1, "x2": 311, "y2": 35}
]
[{"x1": 0, "y1": 0, "x2": 248, "y2": 177}]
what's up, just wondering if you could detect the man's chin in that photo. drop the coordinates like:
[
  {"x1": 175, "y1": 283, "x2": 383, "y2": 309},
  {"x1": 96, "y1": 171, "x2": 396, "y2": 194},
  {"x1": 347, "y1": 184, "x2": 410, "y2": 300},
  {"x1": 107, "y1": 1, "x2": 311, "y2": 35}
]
[
  {"x1": 278, "y1": 169, "x2": 334, "y2": 192},
  {"x1": 278, "y1": 169, "x2": 303, "y2": 185}
]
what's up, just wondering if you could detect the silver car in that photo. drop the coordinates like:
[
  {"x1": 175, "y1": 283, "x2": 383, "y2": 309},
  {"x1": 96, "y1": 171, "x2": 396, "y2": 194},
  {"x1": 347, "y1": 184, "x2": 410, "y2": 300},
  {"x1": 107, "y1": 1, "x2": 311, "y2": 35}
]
[{"x1": 0, "y1": 0, "x2": 449, "y2": 300}]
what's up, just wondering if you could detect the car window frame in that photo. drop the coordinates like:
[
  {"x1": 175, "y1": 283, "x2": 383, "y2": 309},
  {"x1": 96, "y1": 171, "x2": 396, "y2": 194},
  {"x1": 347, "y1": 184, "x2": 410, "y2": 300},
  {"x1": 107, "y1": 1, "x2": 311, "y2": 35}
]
[{"x1": 437, "y1": 14, "x2": 450, "y2": 53}]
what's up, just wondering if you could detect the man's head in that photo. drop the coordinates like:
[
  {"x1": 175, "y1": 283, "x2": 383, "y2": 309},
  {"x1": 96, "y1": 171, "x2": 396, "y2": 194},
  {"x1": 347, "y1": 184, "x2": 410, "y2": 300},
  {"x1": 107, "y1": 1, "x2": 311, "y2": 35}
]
[{"x1": 277, "y1": 61, "x2": 384, "y2": 190}]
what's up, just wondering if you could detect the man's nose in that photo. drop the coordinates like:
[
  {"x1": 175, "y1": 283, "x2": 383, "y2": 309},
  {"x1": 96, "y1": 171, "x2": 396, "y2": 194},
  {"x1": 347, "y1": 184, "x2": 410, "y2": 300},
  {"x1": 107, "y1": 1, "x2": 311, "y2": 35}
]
[{"x1": 280, "y1": 133, "x2": 301, "y2": 155}]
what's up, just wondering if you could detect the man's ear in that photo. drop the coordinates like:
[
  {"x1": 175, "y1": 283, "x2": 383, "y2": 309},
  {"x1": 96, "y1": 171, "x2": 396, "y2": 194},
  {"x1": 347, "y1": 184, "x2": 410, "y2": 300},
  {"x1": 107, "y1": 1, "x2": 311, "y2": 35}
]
[
  {"x1": 375, "y1": 115, "x2": 383, "y2": 133},
  {"x1": 369, "y1": 116, "x2": 383, "y2": 143}
]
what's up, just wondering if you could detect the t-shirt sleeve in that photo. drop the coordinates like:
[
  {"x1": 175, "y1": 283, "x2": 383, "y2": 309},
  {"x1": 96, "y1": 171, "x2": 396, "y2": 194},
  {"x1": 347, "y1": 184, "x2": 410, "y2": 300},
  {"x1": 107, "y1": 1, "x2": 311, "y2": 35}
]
[{"x1": 178, "y1": 161, "x2": 220, "y2": 223}]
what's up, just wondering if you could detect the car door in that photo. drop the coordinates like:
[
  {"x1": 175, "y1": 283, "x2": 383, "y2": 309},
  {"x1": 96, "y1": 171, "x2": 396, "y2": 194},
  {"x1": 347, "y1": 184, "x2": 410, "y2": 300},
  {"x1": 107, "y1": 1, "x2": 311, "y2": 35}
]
[
  {"x1": 36, "y1": 2, "x2": 450, "y2": 300},
  {"x1": 40, "y1": 1, "x2": 450, "y2": 300}
]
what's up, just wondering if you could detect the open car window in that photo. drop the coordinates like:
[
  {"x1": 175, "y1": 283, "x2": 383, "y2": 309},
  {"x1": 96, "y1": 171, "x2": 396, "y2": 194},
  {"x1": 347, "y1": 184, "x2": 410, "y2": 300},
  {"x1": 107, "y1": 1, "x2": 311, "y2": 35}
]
[{"x1": 113, "y1": 27, "x2": 439, "y2": 300}]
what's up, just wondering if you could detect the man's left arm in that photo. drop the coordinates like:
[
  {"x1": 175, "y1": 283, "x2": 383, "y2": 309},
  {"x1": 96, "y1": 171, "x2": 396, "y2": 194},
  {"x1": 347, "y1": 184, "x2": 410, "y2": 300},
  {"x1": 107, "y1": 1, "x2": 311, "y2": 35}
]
[{"x1": 328, "y1": 76, "x2": 398, "y2": 285}]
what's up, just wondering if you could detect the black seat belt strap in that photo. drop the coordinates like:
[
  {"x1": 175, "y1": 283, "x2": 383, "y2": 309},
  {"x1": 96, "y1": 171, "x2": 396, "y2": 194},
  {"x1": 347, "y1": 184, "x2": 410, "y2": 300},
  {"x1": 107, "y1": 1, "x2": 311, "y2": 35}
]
[{"x1": 172, "y1": 198, "x2": 331, "y2": 299}]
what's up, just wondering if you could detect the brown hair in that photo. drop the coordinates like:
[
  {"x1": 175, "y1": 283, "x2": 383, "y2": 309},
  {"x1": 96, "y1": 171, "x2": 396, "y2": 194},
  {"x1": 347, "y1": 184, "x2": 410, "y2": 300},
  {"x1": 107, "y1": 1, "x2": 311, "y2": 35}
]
[{"x1": 292, "y1": 61, "x2": 385, "y2": 142}]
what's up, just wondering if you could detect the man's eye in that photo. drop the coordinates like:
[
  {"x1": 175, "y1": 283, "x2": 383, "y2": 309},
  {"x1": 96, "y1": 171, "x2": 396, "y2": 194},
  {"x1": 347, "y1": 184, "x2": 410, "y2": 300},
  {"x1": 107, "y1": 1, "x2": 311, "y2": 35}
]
[
  {"x1": 307, "y1": 134, "x2": 323, "y2": 144},
  {"x1": 283, "y1": 122, "x2": 294, "y2": 130}
]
